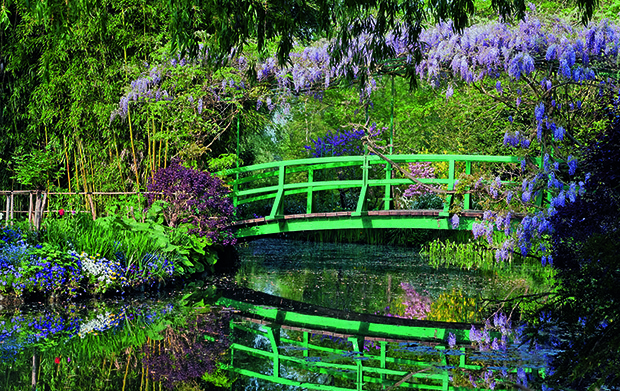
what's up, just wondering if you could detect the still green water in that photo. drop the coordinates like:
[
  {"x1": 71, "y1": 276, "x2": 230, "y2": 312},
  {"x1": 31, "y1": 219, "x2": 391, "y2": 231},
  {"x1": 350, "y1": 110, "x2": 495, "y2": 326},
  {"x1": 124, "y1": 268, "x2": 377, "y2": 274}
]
[
  {"x1": 0, "y1": 239, "x2": 548, "y2": 390},
  {"x1": 235, "y1": 239, "x2": 490, "y2": 316}
]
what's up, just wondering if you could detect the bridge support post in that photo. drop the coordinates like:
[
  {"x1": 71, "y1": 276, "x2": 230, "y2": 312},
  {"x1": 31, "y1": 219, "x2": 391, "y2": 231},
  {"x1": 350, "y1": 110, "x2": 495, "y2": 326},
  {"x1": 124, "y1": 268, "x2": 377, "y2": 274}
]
[
  {"x1": 384, "y1": 160, "x2": 392, "y2": 210},
  {"x1": 267, "y1": 163, "x2": 286, "y2": 220},
  {"x1": 352, "y1": 155, "x2": 369, "y2": 217},
  {"x1": 379, "y1": 340, "x2": 387, "y2": 383},
  {"x1": 440, "y1": 160, "x2": 455, "y2": 217},
  {"x1": 267, "y1": 326, "x2": 281, "y2": 378},
  {"x1": 306, "y1": 169, "x2": 313, "y2": 214},
  {"x1": 348, "y1": 336, "x2": 365, "y2": 391},
  {"x1": 464, "y1": 161, "x2": 471, "y2": 210}
]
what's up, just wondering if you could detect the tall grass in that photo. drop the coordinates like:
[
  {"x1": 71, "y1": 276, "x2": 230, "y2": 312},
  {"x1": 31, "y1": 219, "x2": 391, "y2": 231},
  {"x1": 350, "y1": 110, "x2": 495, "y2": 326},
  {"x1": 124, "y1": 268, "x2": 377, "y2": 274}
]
[{"x1": 39, "y1": 213, "x2": 158, "y2": 267}]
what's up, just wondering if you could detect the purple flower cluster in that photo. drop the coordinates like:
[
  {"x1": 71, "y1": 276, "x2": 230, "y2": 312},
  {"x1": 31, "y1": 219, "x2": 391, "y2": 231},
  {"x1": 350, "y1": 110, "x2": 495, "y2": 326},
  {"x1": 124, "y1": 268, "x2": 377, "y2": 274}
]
[
  {"x1": 469, "y1": 312, "x2": 512, "y2": 351},
  {"x1": 304, "y1": 127, "x2": 366, "y2": 157},
  {"x1": 451, "y1": 214, "x2": 460, "y2": 229},
  {"x1": 413, "y1": 15, "x2": 617, "y2": 266},
  {"x1": 471, "y1": 211, "x2": 515, "y2": 260},
  {"x1": 403, "y1": 162, "x2": 436, "y2": 197},
  {"x1": 22, "y1": 257, "x2": 83, "y2": 297},
  {"x1": 503, "y1": 131, "x2": 530, "y2": 149},
  {"x1": 398, "y1": 283, "x2": 432, "y2": 320},
  {"x1": 417, "y1": 15, "x2": 607, "y2": 87}
]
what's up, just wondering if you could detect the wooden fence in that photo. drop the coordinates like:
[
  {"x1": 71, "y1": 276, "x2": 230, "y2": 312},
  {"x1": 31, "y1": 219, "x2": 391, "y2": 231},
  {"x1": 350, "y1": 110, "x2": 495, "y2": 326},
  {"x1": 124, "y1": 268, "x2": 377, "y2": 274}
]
[{"x1": 0, "y1": 190, "x2": 149, "y2": 230}]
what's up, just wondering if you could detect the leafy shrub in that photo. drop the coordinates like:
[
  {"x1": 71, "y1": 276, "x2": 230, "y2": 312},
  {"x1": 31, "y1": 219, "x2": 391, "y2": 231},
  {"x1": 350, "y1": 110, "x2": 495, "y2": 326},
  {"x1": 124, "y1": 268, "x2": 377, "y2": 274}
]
[{"x1": 147, "y1": 161, "x2": 236, "y2": 246}]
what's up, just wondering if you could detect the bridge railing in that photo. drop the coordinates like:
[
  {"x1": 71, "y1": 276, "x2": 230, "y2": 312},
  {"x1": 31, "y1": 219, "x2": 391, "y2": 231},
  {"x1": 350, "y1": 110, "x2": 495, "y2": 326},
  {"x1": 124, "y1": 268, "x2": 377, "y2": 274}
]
[{"x1": 216, "y1": 154, "x2": 532, "y2": 220}]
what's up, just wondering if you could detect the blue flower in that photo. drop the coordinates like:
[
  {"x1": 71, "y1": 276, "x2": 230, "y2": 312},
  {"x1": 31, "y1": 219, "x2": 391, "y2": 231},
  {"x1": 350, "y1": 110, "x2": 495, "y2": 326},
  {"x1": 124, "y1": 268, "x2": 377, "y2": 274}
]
[
  {"x1": 448, "y1": 332, "x2": 456, "y2": 348},
  {"x1": 535, "y1": 102, "x2": 545, "y2": 122},
  {"x1": 567, "y1": 155, "x2": 577, "y2": 175},
  {"x1": 451, "y1": 214, "x2": 460, "y2": 229}
]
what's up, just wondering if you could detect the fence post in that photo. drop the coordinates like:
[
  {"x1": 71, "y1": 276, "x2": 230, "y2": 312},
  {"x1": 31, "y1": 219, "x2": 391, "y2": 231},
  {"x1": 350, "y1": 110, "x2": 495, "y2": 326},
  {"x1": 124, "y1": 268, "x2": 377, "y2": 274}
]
[
  {"x1": 33, "y1": 191, "x2": 48, "y2": 230},
  {"x1": 87, "y1": 193, "x2": 96, "y2": 220},
  {"x1": 384, "y1": 159, "x2": 392, "y2": 210},
  {"x1": 9, "y1": 192, "x2": 14, "y2": 225},
  {"x1": 29, "y1": 192, "x2": 34, "y2": 226},
  {"x1": 4, "y1": 193, "x2": 9, "y2": 226}
]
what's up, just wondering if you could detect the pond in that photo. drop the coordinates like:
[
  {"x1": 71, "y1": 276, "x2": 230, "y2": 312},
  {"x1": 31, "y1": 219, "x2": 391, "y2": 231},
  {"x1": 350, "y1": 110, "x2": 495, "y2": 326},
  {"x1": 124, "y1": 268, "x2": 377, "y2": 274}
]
[{"x1": 1, "y1": 238, "x2": 551, "y2": 390}]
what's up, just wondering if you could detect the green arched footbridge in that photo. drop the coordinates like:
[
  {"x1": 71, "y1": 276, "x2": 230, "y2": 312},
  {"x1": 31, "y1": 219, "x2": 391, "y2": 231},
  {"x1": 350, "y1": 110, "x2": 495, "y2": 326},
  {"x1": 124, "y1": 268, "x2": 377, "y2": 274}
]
[{"x1": 218, "y1": 154, "x2": 535, "y2": 238}]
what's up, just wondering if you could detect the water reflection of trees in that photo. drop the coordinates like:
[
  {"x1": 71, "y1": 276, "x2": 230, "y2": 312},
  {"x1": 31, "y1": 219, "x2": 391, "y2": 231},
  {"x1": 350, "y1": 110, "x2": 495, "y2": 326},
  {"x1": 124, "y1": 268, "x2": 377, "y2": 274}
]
[
  {"x1": 0, "y1": 301, "x2": 234, "y2": 390},
  {"x1": 142, "y1": 310, "x2": 232, "y2": 389}
]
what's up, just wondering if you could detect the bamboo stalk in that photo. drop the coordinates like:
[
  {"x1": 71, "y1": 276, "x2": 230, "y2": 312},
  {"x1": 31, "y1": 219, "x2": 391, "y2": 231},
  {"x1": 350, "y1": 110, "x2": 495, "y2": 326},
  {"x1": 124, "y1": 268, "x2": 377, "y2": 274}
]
[
  {"x1": 122, "y1": 348, "x2": 132, "y2": 391},
  {"x1": 158, "y1": 122, "x2": 163, "y2": 171},
  {"x1": 74, "y1": 149, "x2": 80, "y2": 193},
  {"x1": 87, "y1": 145, "x2": 97, "y2": 194},
  {"x1": 112, "y1": 130, "x2": 127, "y2": 192},
  {"x1": 106, "y1": 354, "x2": 114, "y2": 382},
  {"x1": 45, "y1": 126, "x2": 50, "y2": 192},
  {"x1": 140, "y1": 341, "x2": 145, "y2": 391},
  {"x1": 86, "y1": 144, "x2": 98, "y2": 219},
  {"x1": 127, "y1": 107, "x2": 140, "y2": 190},
  {"x1": 147, "y1": 117, "x2": 151, "y2": 180},
  {"x1": 152, "y1": 117, "x2": 156, "y2": 178},
  {"x1": 164, "y1": 138, "x2": 168, "y2": 168},
  {"x1": 77, "y1": 140, "x2": 92, "y2": 213}
]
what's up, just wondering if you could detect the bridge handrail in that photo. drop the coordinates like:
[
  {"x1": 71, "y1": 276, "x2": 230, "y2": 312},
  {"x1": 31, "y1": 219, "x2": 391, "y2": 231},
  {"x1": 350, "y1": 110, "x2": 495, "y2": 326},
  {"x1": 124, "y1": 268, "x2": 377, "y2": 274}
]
[
  {"x1": 215, "y1": 154, "x2": 540, "y2": 220},
  {"x1": 217, "y1": 154, "x2": 529, "y2": 176}
]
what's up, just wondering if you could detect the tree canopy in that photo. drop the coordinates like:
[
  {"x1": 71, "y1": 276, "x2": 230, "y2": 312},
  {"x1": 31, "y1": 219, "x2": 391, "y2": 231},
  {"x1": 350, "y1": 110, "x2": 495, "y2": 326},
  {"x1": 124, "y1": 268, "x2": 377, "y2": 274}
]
[{"x1": 0, "y1": 0, "x2": 600, "y2": 83}]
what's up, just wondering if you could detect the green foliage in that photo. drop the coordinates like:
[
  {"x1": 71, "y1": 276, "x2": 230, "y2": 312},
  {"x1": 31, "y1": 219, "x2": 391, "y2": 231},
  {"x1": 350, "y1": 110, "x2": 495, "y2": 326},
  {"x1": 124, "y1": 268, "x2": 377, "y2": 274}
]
[
  {"x1": 281, "y1": 77, "x2": 516, "y2": 164},
  {"x1": 28, "y1": 242, "x2": 74, "y2": 265},
  {"x1": 92, "y1": 202, "x2": 218, "y2": 275},
  {"x1": 426, "y1": 289, "x2": 481, "y2": 323},
  {"x1": 202, "y1": 365, "x2": 236, "y2": 389},
  {"x1": 208, "y1": 153, "x2": 238, "y2": 172},
  {"x1": 11, "y1": 142, "x2": 65, "y2": 188}
]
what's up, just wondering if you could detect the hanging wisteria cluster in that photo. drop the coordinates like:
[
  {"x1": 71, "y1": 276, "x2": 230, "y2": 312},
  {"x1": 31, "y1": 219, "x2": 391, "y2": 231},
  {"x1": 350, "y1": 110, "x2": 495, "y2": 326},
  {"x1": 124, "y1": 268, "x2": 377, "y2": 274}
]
[
  {"x1": 402, "y1": 162, "x2": 436, "y2": 197},
  {"x1": 411, "y1": 10, "x2": 620, "y2": 262},
  {"x1": 110, "y1": 32, "x2": 398, "y2": 127}
]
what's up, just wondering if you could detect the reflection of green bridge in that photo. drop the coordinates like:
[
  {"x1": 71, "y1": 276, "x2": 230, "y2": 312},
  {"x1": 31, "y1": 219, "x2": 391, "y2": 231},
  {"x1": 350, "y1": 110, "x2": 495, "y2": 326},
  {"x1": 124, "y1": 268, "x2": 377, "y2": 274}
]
[
  {"x1": 219, "y1": 154, "x2": 532, "y2": 237},
  {"x1": 216, "y1": 287, "x2": 542, "y2": 391}
]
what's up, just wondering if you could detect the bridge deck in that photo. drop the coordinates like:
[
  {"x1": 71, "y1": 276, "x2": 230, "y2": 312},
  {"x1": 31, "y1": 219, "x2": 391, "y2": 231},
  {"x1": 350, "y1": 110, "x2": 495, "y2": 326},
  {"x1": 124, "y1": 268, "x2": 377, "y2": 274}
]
[
  {"x1": 233, "y1": 209, "x2": 486, "y2": 227},
  {"x1": 231, "y1": 209, "x2": 488, "y2": 237}
]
